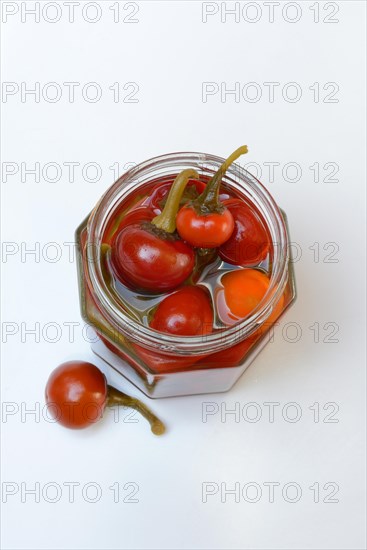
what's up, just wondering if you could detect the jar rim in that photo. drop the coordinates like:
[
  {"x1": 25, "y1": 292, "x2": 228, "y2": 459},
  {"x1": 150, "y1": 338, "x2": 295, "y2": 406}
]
[{"x1": 85, "y1": 151, "x2": 289, "y2": 355}]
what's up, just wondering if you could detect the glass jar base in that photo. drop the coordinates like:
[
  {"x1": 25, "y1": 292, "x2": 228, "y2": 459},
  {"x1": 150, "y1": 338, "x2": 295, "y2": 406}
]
[{"x1": 91, "y1": 331, "x2": 272, "y2": 399}]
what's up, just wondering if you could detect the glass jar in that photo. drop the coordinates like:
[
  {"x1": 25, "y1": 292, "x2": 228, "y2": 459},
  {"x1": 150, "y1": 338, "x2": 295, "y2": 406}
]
[{"x1": 76, "y1": 152, "x2": 296, "y2": 398}]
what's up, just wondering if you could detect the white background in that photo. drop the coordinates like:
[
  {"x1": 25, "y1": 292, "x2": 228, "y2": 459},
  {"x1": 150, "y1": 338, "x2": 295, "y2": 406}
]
[{"x1": 1, "y1": 1, "x2": 366, "y2": 549}]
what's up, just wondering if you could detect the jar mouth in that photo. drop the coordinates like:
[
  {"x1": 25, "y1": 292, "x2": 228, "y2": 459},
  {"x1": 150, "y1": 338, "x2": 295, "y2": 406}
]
[{"x1": 86, "y1": 152, "x2": 289, "y2": 355}]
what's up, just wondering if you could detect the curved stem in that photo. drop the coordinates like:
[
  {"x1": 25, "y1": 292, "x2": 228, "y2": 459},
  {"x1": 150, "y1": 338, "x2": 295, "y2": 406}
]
[
  {"x1": 100, "y1": 243, "x2": 112, "y2": 284},
  {"x1": 197, "y1": 145, "x2": 248, "y2": 211},
  {"x1": 107, "y1": 385, "x2": 165, "y2": 436},
  {"x1": 152, "y1": 169, "x2": 199, "y2": 233}
]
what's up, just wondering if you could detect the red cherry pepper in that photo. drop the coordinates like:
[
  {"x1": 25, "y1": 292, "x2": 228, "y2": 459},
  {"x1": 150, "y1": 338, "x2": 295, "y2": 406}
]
[
  {"x1": 217, "y1": 269, "x2": 285, "y2": 325},
  {"x1": 110, "y1": 169, "x2": 199, "y2": 292},
  {"x1": 176, "y1": 146, "x2": 248, "y2": 248},
  {"x1": 197, "y1": 272, "x2": 285, "y2": 368},
  {"x1": 117, "y1": 205, "x2": 155, "y2": 228},
  {"x1": 149, "y1": 286, "x2": 214, "y2": 336},
  {"x1": 132, "y1": 344, "x2": 205, "y2": 374},
  {"x1": 196, "y1": 336, "x2": 256, "y2": 368},
  {"x1": 99, "y1": 331, "x2": 207, "y2": 374},
  {"x1": 149, "y1": 178, "x2": 206, "y2": 212},
  {"x1": 219, "y1": 199, "x2": 270, "y2": 266},
  {"x1": 45, "y1": 361, "x2": 165, "y2": 434},
  {"x1": 102, "y1": 201, "x2": 155, "y2": 246}
]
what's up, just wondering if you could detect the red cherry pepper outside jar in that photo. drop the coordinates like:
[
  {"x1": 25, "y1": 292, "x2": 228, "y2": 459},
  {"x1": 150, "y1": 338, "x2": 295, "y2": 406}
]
[{"x1": 45, "y1": 361, "x2": 165, "y2": 434}]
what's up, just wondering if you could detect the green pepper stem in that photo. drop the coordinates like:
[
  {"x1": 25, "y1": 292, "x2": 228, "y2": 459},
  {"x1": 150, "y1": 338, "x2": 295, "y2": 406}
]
[
  {"x1": 107, "y1": 385, "x2": 165, "y2": 435},
  {"x1": 196, "y1": 145, "x2": 248, "y2": 211},
  {"x1": 152, "y1": 169, "x2": 200, "y2": 233}
]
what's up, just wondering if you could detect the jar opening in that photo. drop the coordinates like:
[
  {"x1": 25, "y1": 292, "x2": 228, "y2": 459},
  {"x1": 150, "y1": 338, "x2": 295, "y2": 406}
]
[{"x1": 85, "y1": 152, "x2": 289, "y2": 355}]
